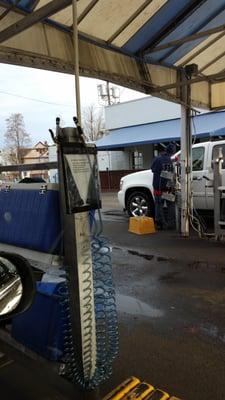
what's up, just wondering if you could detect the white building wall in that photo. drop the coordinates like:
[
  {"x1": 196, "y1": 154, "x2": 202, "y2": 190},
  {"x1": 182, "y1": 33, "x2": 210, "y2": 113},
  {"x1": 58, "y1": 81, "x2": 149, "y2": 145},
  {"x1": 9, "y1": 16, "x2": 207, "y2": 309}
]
[
  {"x1": 47, "y1": 145, "x2": 128, "y2": 181},
  {"x1": 97, "y1": 151, "x2": 109, "y2": 171},
  {"x1": 48, "y1": 145, "x2": 58, "y2": 183},
  {"x1": 105, "y1": 96, "x2": 180, "y2": 130},
  {"x1": 48, "y1": 145, "x2": 57, "y2": 162},
  {"x1": 110, "y1": 151, "x2": 129, "y2": 170},
  {"x1": 95, "y1": 150, "x2": 129, "y2": 171}
]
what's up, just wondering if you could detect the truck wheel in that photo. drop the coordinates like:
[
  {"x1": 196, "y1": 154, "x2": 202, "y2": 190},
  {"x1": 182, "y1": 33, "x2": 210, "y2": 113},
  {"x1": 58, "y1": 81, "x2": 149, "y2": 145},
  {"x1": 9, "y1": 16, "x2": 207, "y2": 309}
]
[{"x1": 127, "y1": 191, "x2": 153, "y2": 217}]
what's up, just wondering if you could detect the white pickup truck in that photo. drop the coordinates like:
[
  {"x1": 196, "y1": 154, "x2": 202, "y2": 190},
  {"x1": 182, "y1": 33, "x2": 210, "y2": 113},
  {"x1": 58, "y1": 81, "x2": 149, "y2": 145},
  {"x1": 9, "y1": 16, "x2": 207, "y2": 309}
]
[{"x1": 118, "y1": 140, "x2": 225, "y2": 217}]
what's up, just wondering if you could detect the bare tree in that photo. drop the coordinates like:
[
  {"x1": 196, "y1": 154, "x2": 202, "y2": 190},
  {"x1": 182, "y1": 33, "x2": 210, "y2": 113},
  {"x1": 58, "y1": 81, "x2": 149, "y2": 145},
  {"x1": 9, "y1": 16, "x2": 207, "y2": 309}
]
[
  {"x1": 4, "y1": 113, "x2": 31, "y2": 164},
  {"x1": 82, "y1": 104, "x2": 104, "y2": 142}
]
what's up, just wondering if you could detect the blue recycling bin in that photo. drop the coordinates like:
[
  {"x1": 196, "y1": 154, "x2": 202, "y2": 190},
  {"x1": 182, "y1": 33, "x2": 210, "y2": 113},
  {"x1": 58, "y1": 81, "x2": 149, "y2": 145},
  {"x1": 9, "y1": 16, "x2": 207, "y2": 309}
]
[
  {"x1": 0, "y1": 187, "x2": 62, "y2": 254},
  {"x1": 12, "y1": 282, "x2": 64, "y2": 361}
]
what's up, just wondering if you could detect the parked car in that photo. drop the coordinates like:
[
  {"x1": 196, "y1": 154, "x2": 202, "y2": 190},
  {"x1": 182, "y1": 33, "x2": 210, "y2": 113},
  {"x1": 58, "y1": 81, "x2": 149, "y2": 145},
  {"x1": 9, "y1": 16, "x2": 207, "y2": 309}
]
[
  {"x1": 118, "y1": 140, "x2": 225, "y2": 217},
  {"x1": 18, "y1": 177, "x2": 46, "y2": 183}
]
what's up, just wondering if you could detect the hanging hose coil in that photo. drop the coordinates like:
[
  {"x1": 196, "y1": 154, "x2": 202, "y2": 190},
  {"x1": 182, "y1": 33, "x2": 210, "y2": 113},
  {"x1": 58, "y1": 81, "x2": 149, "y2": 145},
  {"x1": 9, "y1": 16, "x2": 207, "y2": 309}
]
[
  {"x1": 58, "y1": 221, "x2": 118, "y2": 389},
  {"x1": 54, "y1": 118, "x2": 119, "y2": 389}
]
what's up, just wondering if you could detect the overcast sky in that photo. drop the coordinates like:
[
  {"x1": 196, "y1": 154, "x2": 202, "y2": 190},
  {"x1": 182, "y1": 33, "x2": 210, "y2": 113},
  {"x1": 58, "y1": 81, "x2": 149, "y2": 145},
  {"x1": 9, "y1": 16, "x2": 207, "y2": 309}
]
[{"x1": 0, "y1": 63, "x2": 146, "y2": 147}]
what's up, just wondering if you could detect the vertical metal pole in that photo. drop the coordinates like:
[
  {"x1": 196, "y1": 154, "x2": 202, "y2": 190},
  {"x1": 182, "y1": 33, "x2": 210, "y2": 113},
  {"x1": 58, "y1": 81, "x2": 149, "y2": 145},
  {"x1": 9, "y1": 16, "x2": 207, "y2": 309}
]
[
  {"x1": 73, "y1": 0, "x2": 81, "y2": 123},
  {"x1": 58, "y1": 1, "x2": 96, "y2": 382},
  {"x1": 180, "y1": 71, "x2": 192, "y2": 237},
  {"x1": 106, "y1": 81, "x2": 111, "y2": 106},
  {"x1": 213, "y1": 147, "x2": 223, "y2": 236}
]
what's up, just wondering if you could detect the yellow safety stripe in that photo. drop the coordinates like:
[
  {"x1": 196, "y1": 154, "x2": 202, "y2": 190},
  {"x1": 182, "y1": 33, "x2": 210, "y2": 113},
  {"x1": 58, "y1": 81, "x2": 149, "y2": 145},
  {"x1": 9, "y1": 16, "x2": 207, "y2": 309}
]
[
  {"x1": 103, "y1": 377, "x2": 182, "y2": 400},
  {"x1": 122, "y1": 382, "x2": 154, "y2": 399},
  {"x1": 103, "y1": 377, "x2": 140, "y2": 400},
  {"x1": 169, "y1": 398, "x2": 182, "y2": 400},
  {"x1": 143, "y1": 389, "x2": 170, "y2": 400}
]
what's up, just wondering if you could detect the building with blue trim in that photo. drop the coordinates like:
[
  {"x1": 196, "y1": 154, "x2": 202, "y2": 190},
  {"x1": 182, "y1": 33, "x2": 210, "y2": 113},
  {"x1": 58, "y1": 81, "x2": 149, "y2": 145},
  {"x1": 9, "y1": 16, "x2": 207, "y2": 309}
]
[{"x1": 96, "y1": 97, "x2": 225, "y2": 171}]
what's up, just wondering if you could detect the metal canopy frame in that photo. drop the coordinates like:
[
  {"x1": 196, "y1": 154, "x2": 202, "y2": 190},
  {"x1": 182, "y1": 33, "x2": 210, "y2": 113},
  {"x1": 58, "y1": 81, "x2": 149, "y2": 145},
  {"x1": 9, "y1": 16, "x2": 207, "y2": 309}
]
[
  {"x1": 1, "y1": 0, "x2": 225, "y2": 237},
  {"x1": 137, "y1": 0, "x2": 208, "y2": 56},
  {"x1": 0, "y1": 0, "x2": 225, "y2": 110},
  {"x1": 0, "y1": 0, "x2": 72, "y2": 43},
  {"x1": 147, "y1": 23, "x2": 225, "y2": 54}
]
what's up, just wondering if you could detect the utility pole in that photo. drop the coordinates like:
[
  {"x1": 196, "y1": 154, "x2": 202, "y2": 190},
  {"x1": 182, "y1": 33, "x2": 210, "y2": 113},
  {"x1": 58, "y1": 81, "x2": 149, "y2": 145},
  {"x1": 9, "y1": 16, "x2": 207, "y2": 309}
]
[
  {"x1": 106, "y1": 81, "x2": 111, "y2": 106},
  {"x1": 97, "y1": 82, "x2": 120, "y2": 106}
]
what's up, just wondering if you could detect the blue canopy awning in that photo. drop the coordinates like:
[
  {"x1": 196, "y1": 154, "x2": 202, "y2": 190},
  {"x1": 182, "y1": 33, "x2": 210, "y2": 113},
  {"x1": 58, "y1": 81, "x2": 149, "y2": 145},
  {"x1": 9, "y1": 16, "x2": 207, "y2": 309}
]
[
  {"x1": 211, "y1": 126, "x2": 225, "y2": 137},
  {"x1": 96, "y1": 111, "x2": 225, "y2": 150}
]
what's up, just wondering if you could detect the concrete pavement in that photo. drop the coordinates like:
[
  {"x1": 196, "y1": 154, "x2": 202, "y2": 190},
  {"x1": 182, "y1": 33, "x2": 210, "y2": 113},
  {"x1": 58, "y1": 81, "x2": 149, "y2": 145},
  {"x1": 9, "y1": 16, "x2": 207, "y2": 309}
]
[
  {"x1": 98, "y1": 193, "x2": 225, "y2": 400},
  {"x1": 98, "y1": 240, "x2": 225, "y2": 400},
  {"x1": 1, "y1": 191, "x2": 225, "y2": 400},
  {"x1": 101, "y1": 191, "x2": 121, "y2": 210}
]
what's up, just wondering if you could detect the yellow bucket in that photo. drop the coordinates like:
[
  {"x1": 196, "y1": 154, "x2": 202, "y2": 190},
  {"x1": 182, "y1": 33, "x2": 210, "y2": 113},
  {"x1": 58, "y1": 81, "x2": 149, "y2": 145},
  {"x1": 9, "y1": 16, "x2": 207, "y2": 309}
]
[{"x1": 129, "y1": 216, "x2": 155, "y2": 235}]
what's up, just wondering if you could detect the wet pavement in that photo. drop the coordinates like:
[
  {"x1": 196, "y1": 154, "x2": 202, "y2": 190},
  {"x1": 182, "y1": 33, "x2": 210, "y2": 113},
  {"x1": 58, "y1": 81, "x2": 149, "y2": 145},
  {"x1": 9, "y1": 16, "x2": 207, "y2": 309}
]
[
  {"x1": 0, "y1": 339, "x2": 100, "y2": 400},
  {"x1": 97, "y1": 214, "x2": 225, "y2": 400},
  {"x1": 1, "y1": 194, "x2": 225, "y2": 400}
]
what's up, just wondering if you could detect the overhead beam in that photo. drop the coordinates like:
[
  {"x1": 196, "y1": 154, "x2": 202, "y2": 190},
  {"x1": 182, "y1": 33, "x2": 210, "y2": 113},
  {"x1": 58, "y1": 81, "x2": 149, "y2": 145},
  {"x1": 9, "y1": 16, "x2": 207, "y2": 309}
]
[
  {"x1": 0, "y1": 43, "x2": 208, "y2": 110},
  {"x1": 0, "y1": 161, "x2": 58, "y2": 172},
  {"x1": 77, "y1": 0, "x2": 99, "y2": 24},
  {"x1": 0, "y1": 0, "x2": 72, "y2": 43},
  {"x1": 136, "y1": 0, "x2": 206, "y2": 55},
  {"x1": 151, "y1": 71, "x2": 225, "y2": 93},
  {"x1": 107, "y1": 0, "x2": 153, "y2": 44},
  {"x1": 146, "y1": 23, "x2": 225, "y2": 54},
  {"x1": 158, "y1": 3, "x2": 225, "y2": 63},
  {"x1": 0, "y1": 0, "x2": 22, "y2": 23},
  {"x1": 199, "y1": 49, "x2": 225, "y2": 73},
  {"x1": 178, "y1": 30, "x2": 225, "y2": 67},
  {"x1": 0, "y1": 0, "x2": 146, "y2": 64},
  {"x1": 30, "y1": 0, "x2": 42, "y2": 11},
  {"x1": 208, "y1": 66, "x2": 225, "y2": 82},
  {"x1": 137, "y1": 59, "x2": 152, "y2": 84}
]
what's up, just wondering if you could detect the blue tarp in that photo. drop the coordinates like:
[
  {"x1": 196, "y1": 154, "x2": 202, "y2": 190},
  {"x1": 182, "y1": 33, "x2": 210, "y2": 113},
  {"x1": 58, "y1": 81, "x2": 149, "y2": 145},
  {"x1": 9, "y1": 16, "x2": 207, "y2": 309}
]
[{"x1": 96, "y1": 111, "x2": 225, "y2": 150}]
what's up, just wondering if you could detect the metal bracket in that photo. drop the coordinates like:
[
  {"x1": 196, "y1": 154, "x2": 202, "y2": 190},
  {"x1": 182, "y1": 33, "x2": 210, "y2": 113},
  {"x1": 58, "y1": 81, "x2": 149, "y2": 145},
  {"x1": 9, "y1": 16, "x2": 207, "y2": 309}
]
[
  {"x1": 4, "y1": 185, "x2": 11, "y2": 192},
  {"x1": 39, "y1": 184, "x2": 47, "y2": 195}
]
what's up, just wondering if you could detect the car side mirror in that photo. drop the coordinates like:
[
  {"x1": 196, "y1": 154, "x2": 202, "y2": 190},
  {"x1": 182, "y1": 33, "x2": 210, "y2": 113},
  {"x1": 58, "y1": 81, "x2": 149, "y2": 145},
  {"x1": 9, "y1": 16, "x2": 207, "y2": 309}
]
[{"x1": 0, "y1": 252, "x2": 35, "y2": 320}]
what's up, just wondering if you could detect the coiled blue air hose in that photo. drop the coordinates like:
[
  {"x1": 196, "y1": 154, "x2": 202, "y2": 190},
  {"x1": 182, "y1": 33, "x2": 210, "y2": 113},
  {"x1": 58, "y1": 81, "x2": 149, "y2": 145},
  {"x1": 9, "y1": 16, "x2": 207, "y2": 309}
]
[{"x1": 58, "y1": 212, "x2": 119, "y2": 389}]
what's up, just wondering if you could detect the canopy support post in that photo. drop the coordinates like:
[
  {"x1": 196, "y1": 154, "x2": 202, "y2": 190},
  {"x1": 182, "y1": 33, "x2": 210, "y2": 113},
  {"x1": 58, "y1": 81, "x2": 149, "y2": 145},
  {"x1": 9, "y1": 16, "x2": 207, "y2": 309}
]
[
  {"x1": 180, "y1": 69, "x2": 192, "y2": 237},
  {"x1": 73, "y1": 0, "x2": 81, "y2": 123}
]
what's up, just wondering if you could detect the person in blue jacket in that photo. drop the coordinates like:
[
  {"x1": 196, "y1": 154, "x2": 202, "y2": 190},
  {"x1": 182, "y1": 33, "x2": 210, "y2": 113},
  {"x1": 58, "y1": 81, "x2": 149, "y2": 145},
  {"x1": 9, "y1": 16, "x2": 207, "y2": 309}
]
[{"x1": 151, "y1": 143, "x2": 176, "y2": 230}]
